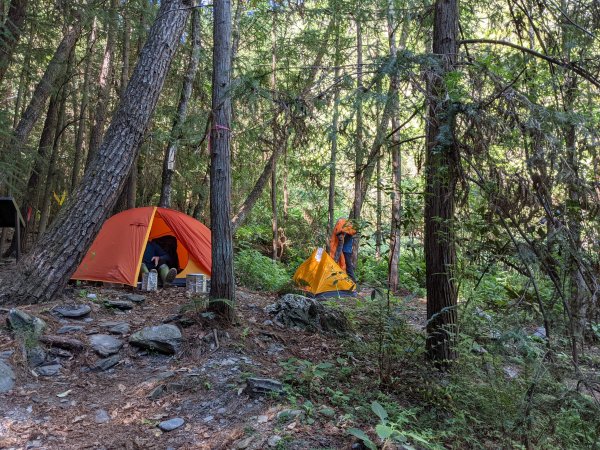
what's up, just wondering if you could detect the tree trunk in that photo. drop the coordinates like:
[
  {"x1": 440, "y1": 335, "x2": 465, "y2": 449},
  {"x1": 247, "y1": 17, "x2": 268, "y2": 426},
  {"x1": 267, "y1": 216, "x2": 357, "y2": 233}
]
[
  {"x1": 0, "y1": 0, "x2": 192, "y2": 305},
  {"x1": 0, "y1": 0, "x2": 28, "y2": 84},
  {"x1": 85, "y1": 0, "x2": 117, "y2": 171},
  {"x1": 70, "y1": 18, "x2": 97, "y2": 192},
  {"x1": 424, "y1": 0, "x2": 459, "y2": 364},
  {"x1": 159, "y1": 6, "x2": 201, "y2": 208},
  {"x1": 375, "y1": 155, "x2": 382, "y2": 259},
  {"x1": 327, "y1": 23, "x2": 341, "y2": 240},
  {"x1": 270, "y1": 9, "x2": 279, "y2": 261},
  {"x1": 209, "y1": 0, "x2": 235, "y2": 317}
]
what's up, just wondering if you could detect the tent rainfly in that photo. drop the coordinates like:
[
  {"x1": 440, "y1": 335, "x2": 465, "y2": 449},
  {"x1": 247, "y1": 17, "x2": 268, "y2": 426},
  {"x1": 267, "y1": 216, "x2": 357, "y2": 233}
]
[{"x1": 293, "y1": 248, "x2": 356, "y2": 298}]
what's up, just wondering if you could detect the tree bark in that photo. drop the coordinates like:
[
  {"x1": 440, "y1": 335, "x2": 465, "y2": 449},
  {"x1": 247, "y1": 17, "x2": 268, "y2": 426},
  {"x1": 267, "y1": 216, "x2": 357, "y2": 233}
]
[
  {"x1": 85, "y1": 0, "x2": 117, "y2": 171},
  {"x1": 0, "y1": 0, "x2": 28, "y2": 84},
  {"x1": 159, "y1": 6, "x2": 201, "y2": 208},
  {"x1": 424, "y1": 0, "x2": 459, "y2": 364},
  {"x1": 209, "y1": 0, "x2": 236, "y2": 317},
  {"x1": 70, "y1": 18, "x2": 97, "y2": 192},
  {"x1": 270, "y1": 9, "x2": 279, "y2": 261},
  {"x1": 0, "y1": 0, "x2": 192, "y2": 305},
  {"x1": 327, "y1": 20, "x2": 341, "y2": 240}
]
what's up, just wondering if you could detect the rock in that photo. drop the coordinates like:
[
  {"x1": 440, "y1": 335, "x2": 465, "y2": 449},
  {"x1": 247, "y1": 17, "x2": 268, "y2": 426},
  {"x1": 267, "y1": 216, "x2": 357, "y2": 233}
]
[
  {"x1": 35, "y1": 364, "x2": 61, "y2": 376},
  {"x1": 57, "y1": 325, "x2": 85, "y2": 334},
  {"x1": 158, "y1": 417, "x2": 184, "y2": 431},
  {"x1": 0, "y1": 350, "x2": 14, "y2": 359},
  {"x1": 48, "y1": 348, "x2": 73, "y2": 359},
  {"x1": 148, "y1": 375, "x2": 200, "y2": 400},
  {"x1": 277, "y1": 409, "x2": 304, "y2": 421},
  {"x1": 40, "y1": 335, "x2": 85, "y2": 352},
  {"x1": 268, "y1": 435, "x2": 282, "y2": 447},
  {"x1": 91, "y1": 355, "x2": 121, "y2": 372},
  {"x1": 99, "y1": 321, "x2": 130, "y2": 335},
  {"x1": 265, "y1": 294, "x2": 349, "y2": 334},
  {"x1": 235, "y1": 437, "x2": 254, "y2": 449},
  {"x1": 0, "y1": 360, "x2": 16, "y2": 392},
  {"x1": 89, "y1": 334, "x2": 123, "y2": 357},
  {"x1": 200, "y1": 311, "x2": 216, "y2": 320},
  {"x1": 503, "y1": 366, "x2": 520, "y2": 379},
  {"x1": 104, "y1": 300, "x2": 134, "y2": 310},
  {"x1": 52, "y1": 304, "x2": 91, "y2": 318},
  {"x1": 203, "y1": 415, "x2": 214, "y2": 422},
  {"x1": 87, "y1": 293, "x2": 97, "y2": 299},
  {"x1": 129, "y1": 325, "x2": 182, "y2": 354},
  {"x1": 94, "y1": 409, "x2": 110, "y2": 424},
  {"x1": 27, "y1": 346, "x2": 47, "y2": 368},
  {"x1": 257, "y1": 415, "x2": 269, "y2": 424},
  {"x1": 318, "y1": 406, "x2": 335, "y2": 417},
  {"x1": 7, "y1": 309, "x2": 47, "y2": 337},
  {"x1": 532, "y1": 327, "x2": 547, "y2": 339},
  {"x1": 245, "y1": 378, "x2": 284, "y2": 398},
  {"x1": 122, "y1": 294, "x2": 145, "y2": 303}
]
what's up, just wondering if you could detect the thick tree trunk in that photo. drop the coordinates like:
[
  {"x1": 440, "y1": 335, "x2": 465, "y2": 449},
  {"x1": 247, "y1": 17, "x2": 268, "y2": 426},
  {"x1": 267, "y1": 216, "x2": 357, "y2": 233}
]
[
  {"x1": 0, "y1": 0, "x2": 28, "y2": 84},
  {"x1": 85, "y1": 0, "x2": 117, "y2": 171},
  {"x1": 375, "y1": 155, "x2": 382, "y2": 259},
  {"x1": 424, "y1": 0, "x2": 459, "y2": 364},
  {"x1": 270, "y1": 10, "x2": 279, "y2": 261},
  {"x1": 327, "y1": 30, "x2": 341, "y2": 240},
  {"x1": 0, "y1": 0, "x2": 192, "y2": 305},
  {"x1": 159, "y1": 7, "x2": 201, "y2": 208},
  {"x1": 70, "y1": 18, "x2": 97, "y2": 192},
  {"x1": 209, "y1": 0, "x2": 236, "y2": 317}
]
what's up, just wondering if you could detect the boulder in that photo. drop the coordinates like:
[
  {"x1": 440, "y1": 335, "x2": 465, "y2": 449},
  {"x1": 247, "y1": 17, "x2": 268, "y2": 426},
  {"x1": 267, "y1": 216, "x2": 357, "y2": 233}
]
[
  {"x1": 129, "y1": 325, "x2": 182, "y2": 354},
  {"x1": 0, "y1": 360, "x2": 15, "y2": 392},
  {"x1": 244, "y1": 377, "x2": 284, "y2": 398},
  {"x1": 265, "y1": 294, "x2": 349, "y2": 333},
  {"x1": 89, "y1": 334, "x2": 123, "y2": 357},
  {"x1": 52, "y1": 304, "x2": 91, "y2": 318},
  {"x1": 7, "y1": 309, "x2": 47, "y2": 337}
]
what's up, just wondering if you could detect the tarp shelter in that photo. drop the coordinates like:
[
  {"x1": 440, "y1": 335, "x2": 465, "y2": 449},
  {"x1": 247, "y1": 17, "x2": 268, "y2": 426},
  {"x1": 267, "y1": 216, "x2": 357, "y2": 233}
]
[
  {"x1": 72, "y1": 207, "x2": 211, "y2": 286},
  {"x1": 293, "y1": 248, "x2": 356, "y2": 298}
]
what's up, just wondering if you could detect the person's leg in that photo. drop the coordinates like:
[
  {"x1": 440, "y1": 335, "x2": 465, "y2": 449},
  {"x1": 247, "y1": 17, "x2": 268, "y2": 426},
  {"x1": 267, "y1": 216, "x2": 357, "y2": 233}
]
[
  {"x1": 158, "y1": 264, "x2": 177, "y2": 284},
  {"x1": 343, "y1": 251, "x2": 356, "y2": 282}
]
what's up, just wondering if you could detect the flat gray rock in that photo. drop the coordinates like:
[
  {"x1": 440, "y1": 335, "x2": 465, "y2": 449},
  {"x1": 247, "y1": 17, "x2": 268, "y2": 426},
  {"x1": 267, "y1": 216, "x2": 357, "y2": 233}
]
[
  {"x1": 89, "y1": 334, "x2": 123, "y2": 357},
  {"x1": 122, "y1": 294, "x2": 145, "y2": 303},
  {"x1": 129, "y1": 325, "x2": 182, "y2": 354},
  {"x1": 35, "y1": 364, "x2": 61, "y2": 377},
  {"x1": 27, "y1": 346, "x2": 46, "y2": 368},
  {"x1": 104, "y1": 300, "x2": 134, "y2": 310},
  {"x1": 52, "y1": 304, "x2": 91, "y2": 318},
  {"x1": 57, "y1": 325, "x2": 85, "y2": 334},
  {"x1": 91, "y1": 355, "x2": 121, "y2": 372},
  {"x1": 7, "y1": 309, "x2": 47, "y2": 337},
  {"x1": 245, "y1": 378, "x2": 284, "y2": 397},
  {"x1": 0, "y1": 360, "x2": 15, "y2": 392},
  {"x1": 99, "y1": 321, "x2": 130, "y2": 335},
  {"x1": 158, "y1": 417, "x2": 184, "y2": 431},
  {"x1": 94, "y1": 409, "x2": 110, "y2": 424}
]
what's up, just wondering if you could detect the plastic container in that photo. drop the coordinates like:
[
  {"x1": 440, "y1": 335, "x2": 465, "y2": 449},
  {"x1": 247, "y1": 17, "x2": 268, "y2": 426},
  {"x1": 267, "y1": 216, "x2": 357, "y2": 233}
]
[
  {"x1": 141, "y1": 271, "x2": 158, "y2": 291},
  {"x1": 186, "y1": 273, "x2": 205, "y2": 294}
]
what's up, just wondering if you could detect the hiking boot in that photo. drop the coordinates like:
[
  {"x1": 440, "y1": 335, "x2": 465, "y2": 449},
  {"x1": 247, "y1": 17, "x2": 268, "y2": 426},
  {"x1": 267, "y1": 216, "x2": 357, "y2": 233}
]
[{"x1": 158, "y1": 264, "x2": 177, "y2": 284}]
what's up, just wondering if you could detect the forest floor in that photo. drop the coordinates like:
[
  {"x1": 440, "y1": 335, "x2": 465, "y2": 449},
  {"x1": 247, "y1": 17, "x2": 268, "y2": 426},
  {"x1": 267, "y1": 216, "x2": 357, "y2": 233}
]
[{"x1": 0, "y1": 283, "x2": 427, "y2": 450}]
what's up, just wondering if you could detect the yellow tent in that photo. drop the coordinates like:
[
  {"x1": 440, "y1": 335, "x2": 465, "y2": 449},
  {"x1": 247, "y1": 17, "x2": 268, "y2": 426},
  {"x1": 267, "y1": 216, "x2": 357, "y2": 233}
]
[{"x1": 293, "y1": 248, "x2": 356, "y2": 297}]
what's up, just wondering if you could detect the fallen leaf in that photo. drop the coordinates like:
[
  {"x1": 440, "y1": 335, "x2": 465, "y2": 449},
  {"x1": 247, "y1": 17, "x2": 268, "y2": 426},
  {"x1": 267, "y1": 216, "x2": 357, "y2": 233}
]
[{"x1": 57, "y1": 389, "x2": 72, "y2": 398}]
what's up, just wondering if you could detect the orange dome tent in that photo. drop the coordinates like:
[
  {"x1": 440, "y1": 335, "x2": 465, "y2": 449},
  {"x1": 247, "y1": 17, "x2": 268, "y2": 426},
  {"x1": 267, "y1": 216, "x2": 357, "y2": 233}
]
[
  {"x1": 293, "y1": 248, "x2": 356, "y2": 298},
  {"x1": 72, "y1": 207, "x2": 211, "y2": 286}
]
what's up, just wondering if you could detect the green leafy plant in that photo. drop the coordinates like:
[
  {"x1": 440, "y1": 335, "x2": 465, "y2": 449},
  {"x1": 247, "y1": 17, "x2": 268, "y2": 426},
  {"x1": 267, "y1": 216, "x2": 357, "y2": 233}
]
[{"x1": 235, "y1": 249, "x2": 291, "y2": 292}]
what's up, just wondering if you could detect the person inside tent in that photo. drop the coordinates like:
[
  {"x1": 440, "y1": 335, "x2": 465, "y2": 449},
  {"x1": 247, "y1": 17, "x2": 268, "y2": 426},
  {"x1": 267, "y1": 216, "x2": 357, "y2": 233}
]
[
  {"x1": 140, "y1": 239, "x2": 177, "y2": 285},
  {"x1": 329, "y1": 218, "x2": 357, "y2": 282}
]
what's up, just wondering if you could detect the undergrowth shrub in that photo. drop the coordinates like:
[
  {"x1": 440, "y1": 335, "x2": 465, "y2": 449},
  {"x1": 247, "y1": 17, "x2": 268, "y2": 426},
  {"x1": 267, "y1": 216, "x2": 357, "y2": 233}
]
[{"x1": 235, "y1": 249, "x2": 290, "y2": 292}]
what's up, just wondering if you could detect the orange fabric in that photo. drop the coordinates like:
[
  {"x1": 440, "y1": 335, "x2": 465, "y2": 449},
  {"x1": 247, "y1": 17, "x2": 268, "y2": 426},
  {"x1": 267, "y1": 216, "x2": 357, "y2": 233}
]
[
  {"x1": 328, "y1": 218, "x2": 356, "y2": 270},
  {"x1": 293, "y1": 248, "x2": 355, "y2": 295},
  {"x1": 72, "y1": 207, "x2": 212, "y2": 286}
]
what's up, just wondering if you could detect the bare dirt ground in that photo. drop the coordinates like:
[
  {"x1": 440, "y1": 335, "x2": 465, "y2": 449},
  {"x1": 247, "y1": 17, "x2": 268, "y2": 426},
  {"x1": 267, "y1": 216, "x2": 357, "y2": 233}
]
[{"x1": 0, "y1": 284, "x2": 427, "y2": 450}]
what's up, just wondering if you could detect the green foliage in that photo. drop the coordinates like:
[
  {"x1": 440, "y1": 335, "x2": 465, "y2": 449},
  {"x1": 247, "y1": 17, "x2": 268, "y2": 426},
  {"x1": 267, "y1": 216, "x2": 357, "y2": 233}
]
[{"x1": 234, "y1": 249, "x2": 291, "y2": 292}]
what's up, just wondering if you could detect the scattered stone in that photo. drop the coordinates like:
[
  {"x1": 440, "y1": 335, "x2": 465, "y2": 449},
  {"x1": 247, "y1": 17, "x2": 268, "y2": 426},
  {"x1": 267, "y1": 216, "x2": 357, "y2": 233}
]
[
  {"x1": 217, "y1": 407, "x2": 227, "y2": 414},
  {"x1": 263, "y1": 320, "x2": 274, "y2": 326},
  {"x1": 104, "y1": 300, "x2": 134, "y2": 310},
  {"x1": 40, "y1": 335, "x2": 85, "y2": 352},
  {"x1": 257, "y1": 415, "x2": 269, "y2": 424},
  {"x1": 158, "y1": 417, "x2": 184, "y2": 432},
  {"x1": 503, "y1": 366, "x2": 520, "y2": 379},
  {"x1": 52, "y1": 304, "x2": 91, "y2": 318},
  {"x1": 48, "y1": 348, "x2": 73, "y2": 359},
  {"x1": 27, "y1": 346, "x2": 47, "y2": 368},
  {"x1": 99, "y1": 321, "x2": 130, "y2": 335},
  {"x1": 57, "y1": 325, "x2": 85, "y2": 334},
  {"x1": 235, "y1": 436, "x2": 254, "y2": 449},
  {"x1": 268, "y1": 435, "x2": 282, "y2": 447},
  {"x1": 0, "y1": 360, "x2": 15, "y2": 392},
  {"x1": 129, "y1": 325, "x2": 182, "y2": 354},
  {"x1": 35, "y1": 364, "x2": 61, "y2": 377},
  {"x1": 0, "y1": 350, "x2": 14, "y2": 359},
  {"x1": 89, "y1": 334, "x2": 123, "y2": 357},
  {"x1": 91, "y1": 355, "x2": 121, "y2": 372},
  {"x1": 94, "y1": 409, "x2": 110, "y2": 424},
  {"x1": 245, "y1": 378, "x2": 284, "y2": 398},
  {"x1": 7, "y1": 309, "x2": 47, "y2": 337},
  {"x1": 83, "y1": 318, "x2": 94, "y2": 323},
  {"x1": 87, "y1": 293, "x2": 97, "y2": 299},
  {"x1": 203, "y1": 415, "x2": 214, "y2": 423},
  {"x1": 277, "y1": 409, "x2": 304, "y2": 421},
  {"x1": 200, "y1": 311, "x2": 216, "y2": 320},
  {"x1": 122, "y1": 294, "x2": 145, "y2": 303},
  {"x1": 265, "y1": 294, "x2": 349, "y2": 334}
]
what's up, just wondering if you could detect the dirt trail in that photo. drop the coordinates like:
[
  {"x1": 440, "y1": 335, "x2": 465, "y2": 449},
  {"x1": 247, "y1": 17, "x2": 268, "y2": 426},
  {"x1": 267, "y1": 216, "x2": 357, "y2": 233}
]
[{"x1": 1, "y1": 286, "x2": 398, "y2": 450}]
